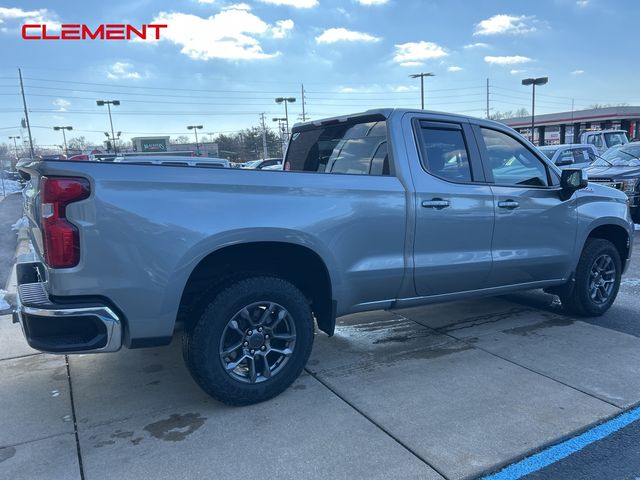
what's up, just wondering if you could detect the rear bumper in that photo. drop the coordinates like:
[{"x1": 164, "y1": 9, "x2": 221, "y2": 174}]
[{"x1": 14, "y1": 262, "x2": 122, "y2": 354}]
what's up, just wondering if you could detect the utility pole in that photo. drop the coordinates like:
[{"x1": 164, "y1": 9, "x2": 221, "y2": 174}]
[
  {"x1": 18, "y1": 68, "x2": 35, "y2": 158},
  {"x1": 301, "y1": 84, "x2": 307, "y2": 122},
  {"x1": 486, "y1": 78, "x2": 490, "y2": 118},
  {"x1": 409, "y1": 72, "x2": 435, "y2": 110},
  {"x1": 259, "y1": 113, "x2": 268, "y2": 160}
]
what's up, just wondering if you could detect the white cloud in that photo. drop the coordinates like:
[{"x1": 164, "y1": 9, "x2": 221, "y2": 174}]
[
  {"x1": 393, "y1": 41, "x2": 448, "y2": 65},
  {"x1": 107, "y1": 62, "x2": 143, "y2": 79},
  {"x1": 224, "y1": 3, "x2": 251, "y2": 9},
  {"x1": 447, "y1": 66, "x2": 463, "y2": 72},
  {"x1": 571, "y1": 69, "x2": 585, "y2": 75},
  {"x1": 197, "y1": 0, "x2": 216, "y2": 3},
  {"x1": 315, "y1": 27, "x2": 381, "y2": 44},
  {"x1": 0, "y1": 7, "x2": 60, "y2": 30},
  {"x1": 484, "y1": 55, "x2": 532, "y2": 65},
  {"x1": 356, "y1": 0, "x2": 389, "y2": 5},
  {"x1": 258, "y1": 0, "x2": 318, "y2": 7},
  {"x1": 399, "y1": 61, "x2": 423, "y2": 68},
  {"x1": 464, "y1": 42, "x2": 490, "y2": 49},
  {"x1": 52, "y1": 98, "x2": 70, "y2": 112},
  {"x1": 510, "y1": 69, "x2": 525, "y2": 75},
  {"x1": 474, "y1": 14, "x2": 536, "y2": 36},
  {"x1": 271, "y1": 19, "x2": 294, "y2": 38},
  {"x1": 576, "y1": 0, "x2": 590, "y2": 6},
  {"x1": 151, "y1": 7, "x2": 293, "y2": 60}
]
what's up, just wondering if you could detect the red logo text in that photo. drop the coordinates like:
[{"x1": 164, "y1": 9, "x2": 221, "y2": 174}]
[{"x1": 22, "y1": 24, "x2": 168, "y2": 40}]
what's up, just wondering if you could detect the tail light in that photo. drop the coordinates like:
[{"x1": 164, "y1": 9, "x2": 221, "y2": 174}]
[{"x1": 41, "y1": 176, "x2": 90, "y2": 268}]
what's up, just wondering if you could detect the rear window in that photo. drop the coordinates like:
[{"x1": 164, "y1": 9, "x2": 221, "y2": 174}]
[{"x1": 285, "y1": 119, "x2": 389, "y2": 175}]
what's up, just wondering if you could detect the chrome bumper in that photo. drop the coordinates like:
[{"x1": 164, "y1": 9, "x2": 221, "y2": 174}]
[{"x1": 14, "y1": 264, "x2": 122, "y2": 354}]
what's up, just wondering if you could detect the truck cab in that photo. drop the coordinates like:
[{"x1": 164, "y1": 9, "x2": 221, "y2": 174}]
[{"x1": 580, "y1": 129, "x2": 629, "y2": 154}]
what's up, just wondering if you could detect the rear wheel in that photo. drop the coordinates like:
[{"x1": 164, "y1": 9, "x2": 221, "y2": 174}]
[
  {"x1": 183, "y1": 276, "x2": 314, "y2": 406},
  {"x1": 559, "y1": 238, "x2": 621, "y2": 317}
]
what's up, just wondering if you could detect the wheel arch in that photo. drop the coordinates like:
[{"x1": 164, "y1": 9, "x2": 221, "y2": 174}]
[{"x1": 177, "y1": 240, "x2": 336, "y2": 336}]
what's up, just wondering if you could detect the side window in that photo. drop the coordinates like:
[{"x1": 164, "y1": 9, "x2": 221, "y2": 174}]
[
  {"x1": 586, "y1": 148, "x2": 597, "y2": 162},
  {"x1": 480, "y1": 128, "x2": 549, "y2": 187},
  {"x1": 573, "y1": 148, "x2": 587, "y2": 163},
  {"x1": 286, "y1": 120, "x2": 389, "y2": 176},
  {"x1": 417, "y1": 125, "x2": 472, "y2": 182},
  {"x1": 592, "y1": 135, "x2": 603, "y2": 148}
]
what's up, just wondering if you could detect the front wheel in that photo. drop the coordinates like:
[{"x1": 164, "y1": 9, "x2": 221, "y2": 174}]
[
  {"x1": 183, "y1": 276, "x2": 314, "y2": 406},
  {"x1": 559, "y1": 238, "x2": 621, "y2": 317}
]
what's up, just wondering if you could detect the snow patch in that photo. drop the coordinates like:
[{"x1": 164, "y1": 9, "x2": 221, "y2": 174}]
[
  {"x1": 622, "y1": 279, "x2": 640, "y2": 288},
  {"x1": 635, "y1": 224, "x2": 640, "y2": 231},
  {"x1": 0, "y1": 290, "x2": 10, "y2": 311},
  {"x1": 1, "y1": 179, "x2": 24, "y2": 195},
  {"x1": 12, "y1": 216, "x2": 28, "y2": 231}
]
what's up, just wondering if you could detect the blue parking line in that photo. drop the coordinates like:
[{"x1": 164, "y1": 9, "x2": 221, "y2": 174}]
[{"x1": 482, "y1": 405, "x2": 640, "y2": 480}]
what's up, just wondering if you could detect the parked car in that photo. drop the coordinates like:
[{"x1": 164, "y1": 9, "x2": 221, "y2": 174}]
[
  {"x1": 241, "y1": 158, "x2": 283, "y2": 170},
  {"x1": 114, "y1": 155, "x2": 230, "y2": 168},
  {"x1": 586, "y1": 143, "x2": 640, "y2": 222},
  {"x1": 16, "y1": 108, "x2": 633, "y2": 405},
  {"x1": 580, "y1": 129, "x2": 629, "y2": 154},
  {"x1": 538, "y1": 144, "x2": 598, "y2": 169}
]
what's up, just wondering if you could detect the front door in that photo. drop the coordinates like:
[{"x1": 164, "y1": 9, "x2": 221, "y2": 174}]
[
  {"x1": 410, "y1": 118, "x2": 495, "y2": 296},
  {"x1": 475, "y1": 126, "x2": 578, "y2": 287}
]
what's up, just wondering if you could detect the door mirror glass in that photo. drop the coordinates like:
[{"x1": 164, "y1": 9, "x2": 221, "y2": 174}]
[{"x1": 561, "y1": 168, "x2": 588, "y2": 191}]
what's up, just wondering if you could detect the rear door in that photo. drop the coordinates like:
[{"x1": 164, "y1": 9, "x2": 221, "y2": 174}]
[
  {"x1": 409, "y1": 118, "x2": 495, "y2": 296},
  {"x1": 474, "y1": 125, "x2": 578, "y2": 286}
]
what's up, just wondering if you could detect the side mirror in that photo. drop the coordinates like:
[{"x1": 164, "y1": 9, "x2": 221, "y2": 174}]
[{"x1": 561, "y1": 168, "x2": 588, "y2": 191}]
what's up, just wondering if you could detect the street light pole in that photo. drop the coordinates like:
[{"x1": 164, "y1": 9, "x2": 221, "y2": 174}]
[
  {"x1": 53, "y1": 126, "x2": 72, "y2": 158},
  {"x1": 409, "y1": 72, "x2": 435, "y2": 110},
  {"x1": 9, "y1": 136, "x2": 20, "y2": 159},
  {"x1": 96, "y1": 100, "x2": 120, "y2": 154},
  {"x1": 187, "y1": 125, "x2": 203, "y2": 156},
  {"x1": 275, "y1": 97, "x2": 296, "y2": 143},
  {"x1": 521, "y1": 77, "x2": 548, "y2": 145}
]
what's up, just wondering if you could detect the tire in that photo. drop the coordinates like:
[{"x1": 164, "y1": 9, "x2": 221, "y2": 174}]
[
  {"x1": 182, "y1": 276, "x2": 314, "y2": 406},
  {"x1": 559, "y1": 238, "x2": 622, "y2": 317}
]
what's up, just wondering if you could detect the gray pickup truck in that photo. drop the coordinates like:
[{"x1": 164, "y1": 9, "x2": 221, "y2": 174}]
[{"x1": 15, "y1": 109, "x2": 633, "y2": 405}]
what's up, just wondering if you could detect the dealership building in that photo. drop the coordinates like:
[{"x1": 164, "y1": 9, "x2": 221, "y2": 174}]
[{"x1": 501, "y1": 106, "x2": 640, "y2": 145}]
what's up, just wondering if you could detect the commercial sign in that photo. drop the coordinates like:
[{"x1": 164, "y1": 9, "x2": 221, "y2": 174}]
[{"x1": 141, "y1": 139, "x2": 168, "y2": 152}]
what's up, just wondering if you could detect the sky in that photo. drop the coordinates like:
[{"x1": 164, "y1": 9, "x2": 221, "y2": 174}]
[{"x1": 1, "y1": 0, "x2": 639, "y2": 150}]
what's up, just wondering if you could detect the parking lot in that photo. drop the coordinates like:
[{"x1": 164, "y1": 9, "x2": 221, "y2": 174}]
[{"x1": 1, "y1": 224, "x2": 640, "y2": 479}]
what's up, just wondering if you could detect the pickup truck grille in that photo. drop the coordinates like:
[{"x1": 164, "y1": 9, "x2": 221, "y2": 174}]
[{"x1": 589, "y1": 178, "x2": 623, "y2": 191}]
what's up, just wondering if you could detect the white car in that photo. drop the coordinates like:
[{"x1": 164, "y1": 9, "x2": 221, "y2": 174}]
[{"x1": 114, "y1": 155, "x2": 230, "y2": 168}]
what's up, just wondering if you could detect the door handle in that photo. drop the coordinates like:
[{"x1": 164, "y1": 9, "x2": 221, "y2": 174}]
[
  {"x1": 498, "y1": 200, "x2": 520, "y2": 209},
  {"x1": 422, "y1": 198, "x2": 450, "y2": 209}
]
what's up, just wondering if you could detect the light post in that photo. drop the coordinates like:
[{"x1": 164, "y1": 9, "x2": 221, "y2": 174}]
[
  {"x1": 96, "y1": 100, "x2": 120, "y2": 154},
  {"x1": 275, "y1": 97, "x2": 296, "y2": 142},
  {"x1": 521, "y1": 77, "x2": 548, "y2": 144},
  {"x1": 409, "y1": 72, "x2": 435, "y2": 110},
  {"x1": 272, "y1": 117, "x2": 287, "y2": 156},
  {"x1": 9, "y1": 136, "x2": 20, "y2": 159},
  {"x1": 187, "y1": 125, "x2": 203, "y2": 156},
  {"x1": 53, "y1": 126, "x2": 72, "y2": 158},
  {"x1": 104, "y1": 131, "x2": 121, "y2": 154}
]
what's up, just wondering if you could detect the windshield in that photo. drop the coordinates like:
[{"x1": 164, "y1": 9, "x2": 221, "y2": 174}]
[
  {"x1": 604, "y1": 132, "x2": 629, "y2": 147},
  {"x1": 594, "y1": 144, "x2": 640, "y2": 167},
  {"x1": 538, "y1": 147, "x2": 558, "y2": 160}
]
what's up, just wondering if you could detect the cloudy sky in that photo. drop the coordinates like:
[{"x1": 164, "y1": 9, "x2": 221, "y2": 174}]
[{"x1": 0, "y1": 0, "x2": 638, "y2": 148}]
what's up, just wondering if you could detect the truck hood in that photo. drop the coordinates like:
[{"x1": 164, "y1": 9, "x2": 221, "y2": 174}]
[{"x1": 586, "y1": 165, "x2": 640, "y2": 179}]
